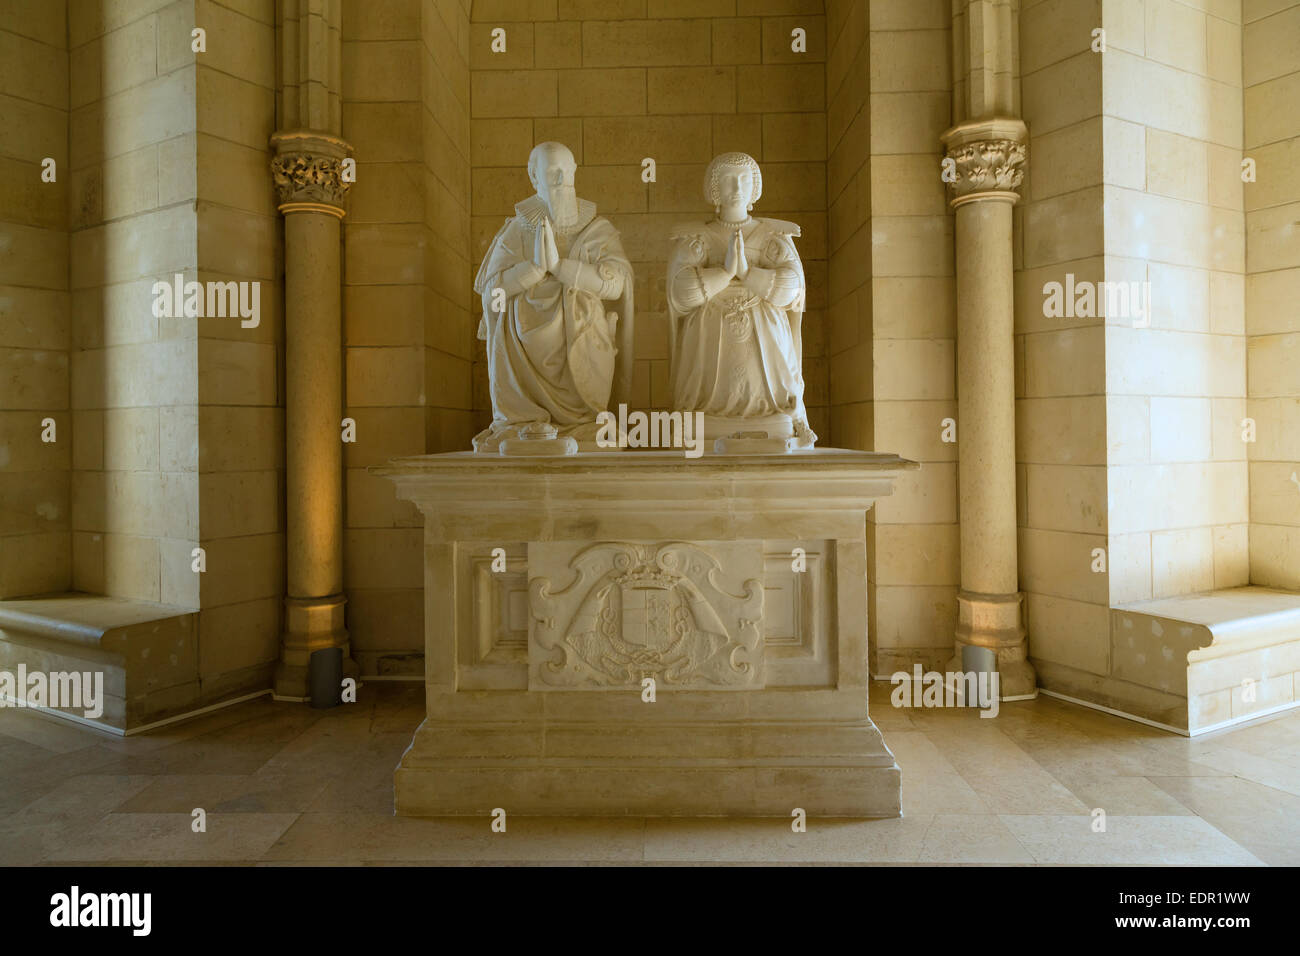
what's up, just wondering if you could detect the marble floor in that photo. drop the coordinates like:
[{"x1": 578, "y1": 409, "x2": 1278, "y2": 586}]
[{"x1": 1, "y1": 682, "x2": 1297, "y2": 866}]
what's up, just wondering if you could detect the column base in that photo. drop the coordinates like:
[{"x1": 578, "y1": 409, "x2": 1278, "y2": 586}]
[
  {"x1": 946, "y1": 589, "x2": 1038, "y2": 700},
  {"x1": 274, "y1": 593, "x2": 357, "y2": 699}
]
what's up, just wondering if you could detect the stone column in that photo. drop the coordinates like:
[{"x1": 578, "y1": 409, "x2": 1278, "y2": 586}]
[
  {"x1": 941, "y1": 117, "x2": 1036, "y2": 700},
  {"x1": 270, "y1": 129, "x2": 355, "y2": 697}
]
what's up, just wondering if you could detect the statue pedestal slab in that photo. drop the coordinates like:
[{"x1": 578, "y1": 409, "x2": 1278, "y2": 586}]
[{"x1": 375, "y1": 448, "x2": 917, "y2": 817}]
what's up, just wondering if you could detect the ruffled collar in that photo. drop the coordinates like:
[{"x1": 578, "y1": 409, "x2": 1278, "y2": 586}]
[{"x1": 515, "y1": 194, "x2": 598, "y2": 235}]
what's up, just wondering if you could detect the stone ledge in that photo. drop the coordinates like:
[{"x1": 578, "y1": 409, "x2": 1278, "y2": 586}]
[
  {"x1": 0, "y1": 592, "x2": 199, "y2": 733},
  {"x1": 374, "y1": 447, "x2": 919, "y2": 541},
  {"x1": 1103, "y1": 586, "x2": 1300, "y2": 734},
  {"x1": 1117, "y1": 587, "x2": 1300, "y2": 661},
  {"x1": 0, "y1": 592, "x2": 195, "y2": 650}
]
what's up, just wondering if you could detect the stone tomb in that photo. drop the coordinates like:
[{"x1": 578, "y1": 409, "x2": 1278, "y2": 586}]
[{"x1": 376, "y1": 448, "x2": 916, "y2": 816}]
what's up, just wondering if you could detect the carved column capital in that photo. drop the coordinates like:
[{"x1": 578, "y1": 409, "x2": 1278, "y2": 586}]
[
  {"x1": 941, "y1": 117, "x2": 1028, "y2": 207},
  {"x1": 270, "y1": 129, "x2": 353, "y2": 218}
]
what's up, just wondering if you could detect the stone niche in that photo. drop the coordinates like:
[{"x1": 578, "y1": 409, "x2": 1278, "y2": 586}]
[{"x1": 377, "y1": 448, "x2": 916, "y2": 817}]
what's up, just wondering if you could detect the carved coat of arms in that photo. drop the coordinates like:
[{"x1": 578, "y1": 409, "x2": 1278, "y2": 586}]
[{"x1": 528, "y1": 542, "x2": 764, "y2": 690}]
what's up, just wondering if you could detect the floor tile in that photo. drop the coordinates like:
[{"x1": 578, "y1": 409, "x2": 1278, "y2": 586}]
[
  {"x1": 1000, "y1": 814, "x2": 1264, "y2": 866},
  {"x1": 263, "y1": 813, "x2": 646, "y2": 862},
  {"x1": 642, "y1": 815, "x2": 934, "y2": 863},
  {"x1": 116, "y1": 772, "x2": 333, "y2": 814},
  {"x1": 916, "y1": 813, "x2": 1034, "y2": 863},
  {"x1": 43, "y1": 812, "x2": 300, "y2": 862},
  {"x1": 1050, "y1": 775, "x2": 1195, "y2": 816},
  {"x1": 888, "y1": 731, "x2": 991, "y2": 814}
]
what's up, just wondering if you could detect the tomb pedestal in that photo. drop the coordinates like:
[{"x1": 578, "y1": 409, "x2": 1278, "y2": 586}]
[{"x1": 375, "y1": 448, "x2": 916, "y2": 816}]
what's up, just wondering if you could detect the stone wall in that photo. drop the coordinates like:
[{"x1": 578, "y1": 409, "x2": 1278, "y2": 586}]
[
  {"x1": 466, "y1": 0, "x2": 830, "y2": 432},
  {"x1": 1019, "y1": 0, "x2": 1257, "y2": 704},
  {"x1": 1244, "y1": 0, "x2": 1300, "y2": 589},
  {"x1": 68, "y1": 0, "x2": 202, "y2": 605},
  {"x1": 63, "y1": 0, "x2": 283, "y2": 700},
  {"x1": 828, "y1": 0, "x2": 959, "y2": 679},
  {"x1": 1016, "y1": 0, "x2": 1110, "y2": 682},
  {"x1": 0, "y1": 3, "x2": 70, "y2": 598},
  {"x1": 1099, "y1": 0, "x2": 1249, "y2": 608},
  {"x1": 193, "y1": 0, "x2": 282, "y2": 698},
  {"x1": 826, "y1": 0, "x2": 873, "y2": 658},
  {"x1": 341, "y1": 0, "x2": 473, "y2": 675},
  {"x1": 826, "y1": 0, "x2": 871, "y2": 463},
  {"x1": 860, "y1": 0, "x2": 957, "y2": 677}
]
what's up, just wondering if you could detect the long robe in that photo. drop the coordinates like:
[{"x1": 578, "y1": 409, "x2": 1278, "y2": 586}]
[
  {"x1": 473, "y1": 197, "x2": 634, "y2": 441},
  {"x1": 666, "y1": 216, "x2": 813, "y2": 439}
]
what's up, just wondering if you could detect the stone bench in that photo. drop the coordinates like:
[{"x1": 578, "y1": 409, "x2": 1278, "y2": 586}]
[
  {"x1": 1111, "y1": 586, "x2": 1300, "y2": 734},
  {"x1": 0, "y1": 593, "x2": 199, "y2": 733}
]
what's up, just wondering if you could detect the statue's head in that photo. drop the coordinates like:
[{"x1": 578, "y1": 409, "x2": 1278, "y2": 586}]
[
  {"x1": 704, "y1": 152, "x2": 762, "y2": 219},
  {"x1": 528, "y1": 142, "x2": 578, "y2": 224}
]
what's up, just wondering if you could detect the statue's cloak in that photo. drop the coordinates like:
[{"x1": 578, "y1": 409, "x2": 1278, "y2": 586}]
[
  {"x1": 473, "y1": 197, "x2": 634, "y2": 432},
  {"x1": 666, "y1": 216, "x2": 811, "y2": 436}
]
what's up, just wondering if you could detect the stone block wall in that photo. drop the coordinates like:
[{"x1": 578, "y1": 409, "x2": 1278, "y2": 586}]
[
  {"x1": 828, "y1": 0, "x2": 956, "y2": 677},
  {"x1": 421, "y1": 0, "x2": 476, "y2": 459},
  {"x1": 865, "y1": 0, "x2": 957, "y2": 677},
  {"x1": 68, "y1": 0, "x2": 202, "y2": 606},
  {"x1": 1098, "y1": 0, "x2": 1249, "y2": 608},
  {"x1": 466, "y1": 0, "x2": 830, "y2": 433},
  {"x1": 62, "y1": 0, "x2": 283, "y2": 701},
  {"x1": 1244, "y1": 0, "x2": 1300, "y2": 589},
  {"x1": 0, "y1": 3, "x2": 71, "y2": 598},
  {"x1": 1018, "y1": 0, "x2": 1266, "y2": 712},
  {"x1": 341, "y1": 0, "x2": 473, "y2": 675},
  {"x1": 1016, "y1": 0, "x2": 1110, "y2": 682},
  {"x1": 193, "y1": 0, "x2": 282, "y2": 698},
  {"x1": 826, "y1": 0, "x2": 873, "y2": 657}
]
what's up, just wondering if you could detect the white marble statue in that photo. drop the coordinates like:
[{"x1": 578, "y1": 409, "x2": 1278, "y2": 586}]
[
  {"x1": 473, "y1": 142, "x2": 634, "y2": 453},
  {"x1": 667, "y1": 152, "x2": 816, "y2": 450}
]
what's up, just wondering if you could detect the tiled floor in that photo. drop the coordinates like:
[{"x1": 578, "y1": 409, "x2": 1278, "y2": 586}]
[{"x1": 2, "y1": 682, "x2": 1298, "y2": 865}]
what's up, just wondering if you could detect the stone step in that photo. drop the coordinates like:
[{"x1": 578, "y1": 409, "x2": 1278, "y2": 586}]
[
  {"x1": 0, "y1": 592, "x2": 199, "y2": 732},
  {"x1": 1112, "y1": 586, "x2": 1300, "y2": 734}
]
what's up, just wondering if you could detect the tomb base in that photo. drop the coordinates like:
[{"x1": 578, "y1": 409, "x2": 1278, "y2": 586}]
[{"x1": 375, "y1": 448, "x2": 917, "y2": 817}]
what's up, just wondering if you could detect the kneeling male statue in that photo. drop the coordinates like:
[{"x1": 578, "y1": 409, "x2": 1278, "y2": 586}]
[{"x1": 473, "y1": 141, "x2": 634, "y2": 453}]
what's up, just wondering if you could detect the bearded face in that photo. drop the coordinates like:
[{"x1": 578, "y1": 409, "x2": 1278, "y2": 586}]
[
  {"x1": 545, "y1": 182, "x2": 579, "y2": 227},
  {"x1": 531, "y1": 145, "x2": 579, "y2": 227}
]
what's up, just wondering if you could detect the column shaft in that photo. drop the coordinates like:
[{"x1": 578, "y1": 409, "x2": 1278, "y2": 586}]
[
  {"x1": 284, "y1": 210, "x2": 343, "y2": 599},
  {"x1": 954, "y1": 198, "x2": 1019, "y2": 596}
]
